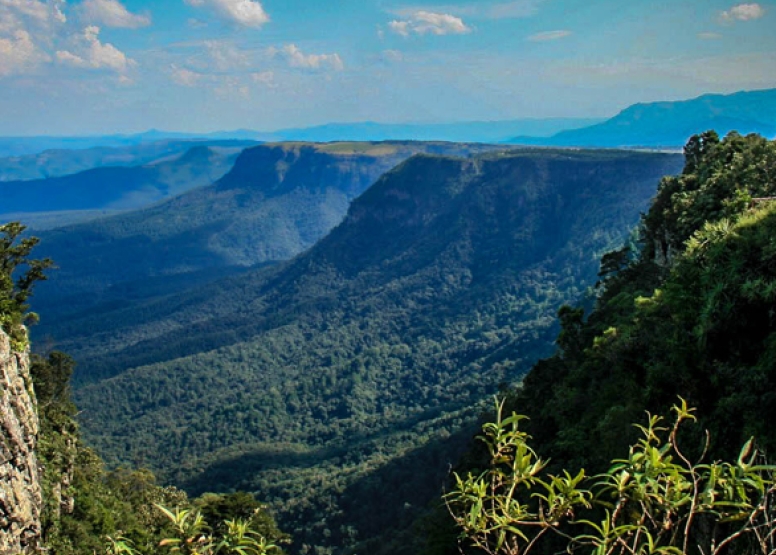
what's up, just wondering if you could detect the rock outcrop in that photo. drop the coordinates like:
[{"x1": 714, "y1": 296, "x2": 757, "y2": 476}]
[{"x1": 0, "y1": 329, "x2": 41, "y2": 554}]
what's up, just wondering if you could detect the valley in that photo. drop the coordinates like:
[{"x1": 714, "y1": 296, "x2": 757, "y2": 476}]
[
  {"x1": 25, "y1": 145, "x2": 682, "y2": 553},
  {"x1": 1, "y1": 19, "x2": 775, "y2": 551}
]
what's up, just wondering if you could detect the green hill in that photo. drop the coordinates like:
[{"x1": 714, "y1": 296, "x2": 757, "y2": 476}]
[{"x1": 51, "y1": 148, "x2": 682, "y2": 554}]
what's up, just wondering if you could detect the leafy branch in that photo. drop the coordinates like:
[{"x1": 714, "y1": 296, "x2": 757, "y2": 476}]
[{"x1": 446, "y1": 398, "x2": 776, "y2": 555}]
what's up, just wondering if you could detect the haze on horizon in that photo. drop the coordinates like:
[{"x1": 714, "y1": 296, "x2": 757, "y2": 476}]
[{"x1": 1, "y1": 0, "x2": 775, "y2": 136}]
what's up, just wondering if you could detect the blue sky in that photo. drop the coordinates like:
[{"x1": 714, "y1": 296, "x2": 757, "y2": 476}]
[{"x1": 1, "y1": 0, "x2": 775, "y2": 135}]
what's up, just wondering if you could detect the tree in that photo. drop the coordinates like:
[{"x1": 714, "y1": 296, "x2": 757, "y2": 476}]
[{"x1": 0, "y1": 221, "x2": 53, "y2": 348}]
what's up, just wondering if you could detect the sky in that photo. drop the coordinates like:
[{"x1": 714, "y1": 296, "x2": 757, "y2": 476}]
[{"x1": 1, "y1": 0, "x2": 775, "y2": 135}]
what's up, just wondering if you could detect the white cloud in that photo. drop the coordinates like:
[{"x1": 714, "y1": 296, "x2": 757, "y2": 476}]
[
  {"x1": 0, "y1": 0, "x2": 67, "y2": 34},
  {"x1": 720, "y1": 3, "x2": 766, "y2": 22},
  {"x1": 527, "y1": 29, "x2": 571, "y2": 41},
  {"x1": 698, "y1": 32, "x2": 723, "y2": 40},
  {"x1": 388, "y1": 10, "x2": 471, "y2": 36},
  {"x1": 0, "y1": 0, "x2": 65, "y2": 24},
  {"x1": 56, "y1": 25, "x2": 135, "y2": 72},
  {"x1": 0, "y1": 29, "x2": 50, "y2": 76},
  {"x1": 78, "y1": 0, "x2": 151, "y2": 28},
  {"x1": 170, "y1": 64, "x2": 204, "y2": 86},
  {"x1": 184, "y1": 0, "x2": 269, "y2": 28},
  {"x1": 277, "y1": 44, "x2": 344, "y2": 71},
  {"x1": 387, "y1": 20, "x2": 410, "y2": 36}
]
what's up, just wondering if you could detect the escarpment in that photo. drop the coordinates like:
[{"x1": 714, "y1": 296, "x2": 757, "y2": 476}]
[{"x1": 0, "y1": 329, "x2": 41, "y2": 554}]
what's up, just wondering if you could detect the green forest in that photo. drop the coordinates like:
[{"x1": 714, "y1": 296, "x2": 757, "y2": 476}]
[{"x1": 2, "y1": 131, "x2": 775, "y2": 555}]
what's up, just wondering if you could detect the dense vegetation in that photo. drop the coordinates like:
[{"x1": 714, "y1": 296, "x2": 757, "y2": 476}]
[
  {"x1": 505, "y1": 131, "x2": 776, "y2": 472},
  {"x1": 49, "y1": 148, "x2": 680, "y2": 554},
  {"x1": 31, "y1": 350, "x2": 290, "y2": 555},
  {"x1": 442, "y1": 131, "x2": 776, "y2": 553},
  {"x1": 1, "y1": 222, "x2": 289, "y2": 555}
]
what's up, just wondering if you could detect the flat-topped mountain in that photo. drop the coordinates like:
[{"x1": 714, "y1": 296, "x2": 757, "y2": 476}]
[
  {"x1": 30, "y1": 141, "x2": 498, "y2": 323},
  {"x1": 51, "y1": 147, "x2": 682, "y2": 554}
]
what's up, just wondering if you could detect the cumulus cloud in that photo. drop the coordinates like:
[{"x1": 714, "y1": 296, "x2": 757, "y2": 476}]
[
  {"x1": 56, "y1": 25, "x2": 135, "y2": 72},
  {"x1": 276, "y1": 44, "x2": 344, "y2": 71},
  {"x1": 0, "y1": 29, "x2": 50, "y2": 76},
  {"x1": 0, "y1": 0, "x2": 66, "y2": 25},
  {"x1": 78, "y1": 0, "x2": 151, "y2": 28},
  {"x1": 184, "y1": 0, "x2": 269, "y2": 28},
  {"x1": 388, "y1": 10, "x2": 471, "y2": 36},
  {"x1": 0, "y1": 0, "x2": 67, "y2": 35},
  {"x1": 719, "y1": 3, "x2": 766, "y2": 22},
  {"x1": 527, "y1": 29, "x2": 571, "y2": 41}
]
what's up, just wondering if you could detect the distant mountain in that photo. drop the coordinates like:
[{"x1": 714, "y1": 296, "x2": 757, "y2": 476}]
[
  {"x1": 0, "y1": 144, "x2": 249, "y2": 229},
  {"x1": 39, "y1": 147, "x2": 682, "y2": 555},
  {"x1": 267, "y1": 118, "x2": 602, "y2": 143},
  {"x1": 0, "y1": 139, "x2": 257, "y2": 182},
  {"x1": 30, "y1": 142, "x2": 500, "y2": 322},
  {"x1": 509, "y1": 88, "x2": 776, "y2": 148},
  {"x1": 1, "y1": 118, "x2": 601, "y2": 158}
]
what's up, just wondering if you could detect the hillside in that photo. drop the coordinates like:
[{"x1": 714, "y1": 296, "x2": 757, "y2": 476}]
[
  {"x1": 29, "y1": 142, "x2": 498, "y2": 325},
  {"x1": 510, "y1": 88, "x2": 776, "y2": 148},
  {"x1": 0, "y1": 139, "x2": 257, "y2": 183},
  {"x1": 48, "y1": 148, "x2": 683, "y2": 554}
]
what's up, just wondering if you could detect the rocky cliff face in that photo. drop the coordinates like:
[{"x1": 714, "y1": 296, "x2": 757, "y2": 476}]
[{"x1": 0, "y1": 329, "x2": 41, "y2": 554}]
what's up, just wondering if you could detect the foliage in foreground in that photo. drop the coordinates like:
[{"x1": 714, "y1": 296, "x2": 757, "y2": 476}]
[
  {"x1": 448, "y1": 399, "x2": 776, "y2": 555},
  {"x1": 104, "y1": 505, "x2": 283, "y2": 555}
]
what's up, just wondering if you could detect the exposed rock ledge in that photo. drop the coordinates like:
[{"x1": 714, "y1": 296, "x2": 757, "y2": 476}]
[{"x1": 0, "y1": 329, "x2": 41, "y2": 554}]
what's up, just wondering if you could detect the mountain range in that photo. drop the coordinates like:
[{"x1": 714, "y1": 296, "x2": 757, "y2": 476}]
[
  {"x1": 0, "y1": 118, "x2": 599, "y2": 159},
  {"x1": 510, "y1": 88, "x2": 776, "y2": 148}
]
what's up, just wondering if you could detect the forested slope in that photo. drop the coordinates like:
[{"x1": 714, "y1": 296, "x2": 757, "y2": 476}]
[
  {"x1": 61, "y1": 148, "x2": 681, "y2": 554},
  {"x1": 31, "y1": 142, "x2": 497, "y2": 326},
  {"x1": 488, "y1": 131, "x2": 776, "y2": 482}
]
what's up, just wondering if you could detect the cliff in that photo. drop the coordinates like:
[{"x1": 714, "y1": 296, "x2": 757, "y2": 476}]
[{"x1": 0, "y1": 330, "x2": 41, "y2": 554}]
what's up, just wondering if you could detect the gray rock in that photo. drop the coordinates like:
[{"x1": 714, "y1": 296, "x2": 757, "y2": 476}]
[{"x1": 0, "y1": 329, "x2": 41, "y2": 555}]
